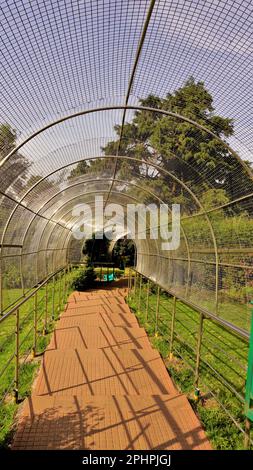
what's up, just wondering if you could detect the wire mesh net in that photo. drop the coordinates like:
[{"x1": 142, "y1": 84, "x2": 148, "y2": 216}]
[{"x1": 0, "y1": 0, "x2": 253, "y2": 332}]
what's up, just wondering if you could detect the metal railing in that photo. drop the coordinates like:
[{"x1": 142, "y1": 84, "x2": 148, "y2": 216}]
[
  {"x1": 0, "y1": 265, "x2": 73, "y2": 405},
  {"x1": 127, "y1": 268, "x2": 253, "y2": 449},
  {"x1": 1, "y1": 263, "x2": 251, "y2": 449}
]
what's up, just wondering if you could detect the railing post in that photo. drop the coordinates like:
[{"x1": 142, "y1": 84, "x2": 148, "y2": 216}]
[
  {"x1": 58, "y1": 271, "x2": 62, "y2": 313},
  {"x1": 138, "y1": 274, "x2": 142, "y2": 312},
  {"x1": 155, "y1": 286, "x2": 160, "y2": 335},
  {"x1": 43, "y1": 282, "x2": 48, "y2": 335},
  {"x1": 128, "y1": 268, "x2": 132, "y2": 296},
  {"x1": 32, "y1": 292, "x2": 38, "y2": 357},
  {"x1": 0, "y1": 257, "x2": 3, "y2": 315},
  {"x1": 169, "y1": 296, "x2": 176, "y2": 359},
  {"x1": 66, "y1": 264, "x2": 70, "y2": 293},
  {"x1": 195, "y1": 312, "x2": 204, "y2": 393},
  {"x1": 14, "y1": 308, "x2": 20, "y2": 403},
  {"x1": 67, "y1": 264, "x2": 71, "y2": 300},
  {"x1": 245, "y1": 304, "x2": 253, "y2": 448},
  {"x1": 145, "y1": 279, "x2": 150, "y2": 321},
  {"x1": 52, "y1": 275, "x2": 55, "y2": 320},
  {"x1": 134, "y1": 270, "x2": 137, "y2": 296},
  {"x1": 63, "y1": 268, "x2": 66, "y2": 304}
]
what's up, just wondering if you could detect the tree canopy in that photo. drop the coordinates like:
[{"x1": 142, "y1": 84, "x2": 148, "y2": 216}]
[
  {"x1": 72, "y1": 78, "x2": 253, "y2": 209},
  {"x1": 0, "y1": 123, "x2": 29, "y2": 194}
]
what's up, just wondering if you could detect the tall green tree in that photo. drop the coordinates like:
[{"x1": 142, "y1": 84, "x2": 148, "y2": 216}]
[
  {"x1": 68, "y1": 78, "x2": 253, "y2": 208},
  {"x1": 0, "y1": 123, "x2": 29, "y2": 193},
  {"x1": 102, "y1": 78, "x2": 252, "y2": 205}
]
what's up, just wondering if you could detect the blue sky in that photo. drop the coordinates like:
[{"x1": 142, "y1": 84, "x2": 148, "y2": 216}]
[{"x1": 0, "y1": 0, "x2": 252, "y2": 169}]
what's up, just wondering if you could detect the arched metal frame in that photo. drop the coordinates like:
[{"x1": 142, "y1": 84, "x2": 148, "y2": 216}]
[
  {"x1": 1, "y1": 0, "x2": 252, "y2": 321},
  {"x1": 1, "y1": 103, "x2": 252, "y2": 315},
  {"x1": 0, "y1": 0, "x2": 252, "y2": 447},
  {"x1": 1, "y1": 155, "x2": 217, "y2": 310}
]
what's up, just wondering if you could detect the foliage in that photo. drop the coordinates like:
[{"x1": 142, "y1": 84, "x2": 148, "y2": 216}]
[
  {"x1": 71, "y1": 266, "x2": 97, "y2": 291},
  {"x1": 112, "y1": 237, "x2": 136, "y2": 267},
  {"x1": 68, "y1": 78, "x2": 253, "y2": 204},
  {"x1": 101, "y1": 77, "x2": 253, "y2": 202},
  {"x1": 127, "y1": 285, "x2": 249, "y2": 449},
  {"x1": 69, "y1": 160, "x2": 89, "y2": 179},
  {"x1": 83, "y1": 233, "x2": 111, "y2": 264},
  {"x1": 0, "y1": 270, "x2": 76, "y2": 448},
  {"x1": 2, "y1": 264, "x2": 21, "y2": 289},
  {"x1": 0, "y1": 123, "x2": 29, "y2": 192}
]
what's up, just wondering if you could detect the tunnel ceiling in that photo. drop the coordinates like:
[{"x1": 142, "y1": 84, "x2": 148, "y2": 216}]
[{"x1": 0, "y1": 0, "x2": 253, "y2": 330}]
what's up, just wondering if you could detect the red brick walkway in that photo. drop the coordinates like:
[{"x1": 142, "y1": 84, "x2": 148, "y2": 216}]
[{"x1": 12, "y1": 283, "x2": 211, "y2": 450}]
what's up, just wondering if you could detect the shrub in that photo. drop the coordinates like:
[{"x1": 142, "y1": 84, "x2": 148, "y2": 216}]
[
  {"x1": 71, "y1": 266, "x2": 97, "y2": 291},
  {"x1": 3, "y1": 264, "x2": 21, "y2": 289}
]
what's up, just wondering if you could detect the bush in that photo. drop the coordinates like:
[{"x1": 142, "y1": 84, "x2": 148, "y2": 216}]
[
  {"x1": 71, "y1": 266, "x2": 97, "y2": 291},
  {"x1": 3, "y1": 264, "x2": 21, "y2": 289}
]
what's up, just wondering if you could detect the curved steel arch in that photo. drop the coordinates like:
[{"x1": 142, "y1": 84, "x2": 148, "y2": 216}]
[
  {"x1": 2, "y1": 153, "x2": 219, "y2": 307},
  {"x1": 2, "y1": 152, "x2": 212, "y2": 248},
  {"x1": 30, "y1": 190, "x2": 161, "y2": 287},
  {"x1": 27, "y1": 156, "x2": 218, "y2": 307},
  {"x1": 27, "y1": 180, "x2": 191, "y2": 265},
  {"x1": 40, "y1": 190, "x2": 186, "y2": 297},
  {"x1": 1, "y1": 105, "x2": 250, "y2": 313},
  {"x1": 24, "y1": 182, "x2": 191, "y2": 297},
  {"x1": 54, "y1": 192, "x2": 159, "y2": 265},
  {"x1": 1, "y1": 105, "x2": 251, "y2": 182}
]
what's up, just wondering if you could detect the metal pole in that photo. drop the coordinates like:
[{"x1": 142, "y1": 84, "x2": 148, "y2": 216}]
[
  {"x1": 33, "y1": 292, "x2": 38, "y2": 357},
  {"x1": 63, "y1": 268, "x2": 66, "y2": 304},
  {"x1": 67, "y1": 264, "x2": 70, "y2": 292},
  {"x1": 138, "y1": 274, "x2": 142, "y2": 312},
  {"x1": 129, "y1": 268, "x2": 132, "y2": 297},
  {"x1": 0, "y1": 254, "x2": 3, "y2": 314},
  {"x1": 145, "y1": 280, "x2": 150, "y2": 321},
  {"x1": 14, "y1": 308, "x2": 19, "y2": 403},
  {"x1": 245, "y1": 303, "x2": 253, "y2": 448},
  {"x1": 58, "y1": 271, "x2": 62, "y2": 313},
  {"x1": 19, "y1": 252, "x2": 25, "y2": 297},
  {"x1": 195, "y1": 312, "x2": 204, "y2": 389},
  {"x1": 52, "y1": 275, "x2": 55, "y2": 320},
  {"x1": 134, "y1": 270, "x2": 137, "y2": 296},
  {"x1": 169, "y1": 296, "x2": 176, "y2": 359},
  {"x1": 155, "y1": 286, "x2": 160, "y2": 334},
  {"x1": 43, "y1": 282, "x2": 48, "y2": 335}
]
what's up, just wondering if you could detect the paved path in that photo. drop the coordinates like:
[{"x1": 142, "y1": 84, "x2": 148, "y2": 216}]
[{"x1": 12, "y1": 283, "x2": 211, "y2": 450}]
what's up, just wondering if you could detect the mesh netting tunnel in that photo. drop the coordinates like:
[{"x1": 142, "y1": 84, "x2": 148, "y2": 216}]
[{"x1": 0, "y1": 0, "x2": 253, "y2": 336}]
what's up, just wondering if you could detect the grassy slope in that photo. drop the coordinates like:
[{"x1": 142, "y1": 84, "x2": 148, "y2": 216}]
[
  {"x1": 127, "y1": 285, "x2": 250, "y2": 450},
  {"x1": 0, "y1": 271, "x2": 251, "y2": 449},
  {"x1": 0, "y1": 271, "x2": 76, "y2": 447}
]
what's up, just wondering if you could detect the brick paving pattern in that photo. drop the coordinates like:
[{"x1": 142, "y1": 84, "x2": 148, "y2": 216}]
[{"x1": 12, "y1": 283, "x2": 211, "y2": 450}]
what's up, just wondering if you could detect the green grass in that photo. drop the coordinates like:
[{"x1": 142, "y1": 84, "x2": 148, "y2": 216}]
[
  {"x1": 0, "y1": 269, "x2": 76, "y2": 448},
  {"x1": 127, "y1": 282, "x2": 251, "y2": 450},
  {"x1": 0, "y1": 270, "x2": 251, "y2": 449}
]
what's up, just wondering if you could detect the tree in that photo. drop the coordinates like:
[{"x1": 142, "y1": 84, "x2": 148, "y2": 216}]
[
  {"x1": 64, "y1": 78, "x2": 252, "y2": 211},
  {"x1": 26, "y1": 174, "x2": 57, "y2": 194},
  {"x1": 0, "y1": 123, "x2": 29, "y2": 193},
  {"x1": 101, "y1": 78, "x2": 252, "y2": 205},
  {"x1": 83, "y1": 232, "x2": 110, "y2": 264},
  {"x1": 112, "y1": 237, "x2": 136, "y2": 267},
  {"x1": 69, "y1": 160, "x2": 88, "y2": 179}
]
